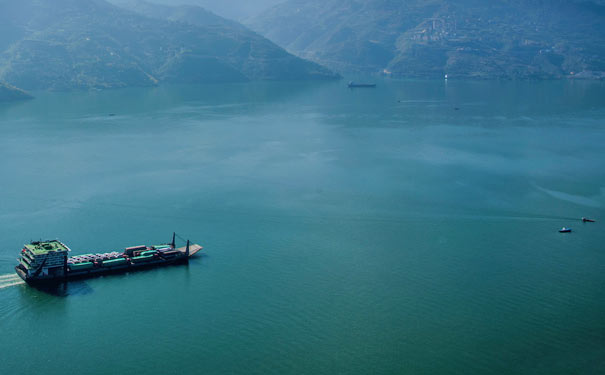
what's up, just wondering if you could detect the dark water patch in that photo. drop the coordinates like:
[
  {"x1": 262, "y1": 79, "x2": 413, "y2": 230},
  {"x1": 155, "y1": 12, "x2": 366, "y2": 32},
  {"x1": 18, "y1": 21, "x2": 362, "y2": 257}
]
[{"x1": 28, "y1": 280, "x2": 94, "y2": 297}]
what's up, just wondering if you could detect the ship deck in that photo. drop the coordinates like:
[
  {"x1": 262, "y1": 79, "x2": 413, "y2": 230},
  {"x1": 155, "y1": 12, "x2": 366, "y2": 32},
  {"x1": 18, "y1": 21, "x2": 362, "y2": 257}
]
[
  {"x1": 176, "y1": 244, "x2": 203, "y2": 257},
  {"x1": 17, "y1": 244, "x2": 204, "y2": 285}
]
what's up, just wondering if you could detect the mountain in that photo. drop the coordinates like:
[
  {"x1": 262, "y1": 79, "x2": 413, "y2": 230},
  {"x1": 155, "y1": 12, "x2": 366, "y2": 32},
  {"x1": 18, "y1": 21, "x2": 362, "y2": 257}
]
[
  {"x1": 109, "y1": 0, "x2": 242, "y2": 28},
  {"x1": 0, "y1": 81, "x2": 32, "y2": 102},
  {"x1": 0, "y1": 0, "x2": 337, "y2": 91},
  {"x1": 108, "y1": 0, "x2": 284, "y2": 21},
  {"x1": 248, "y1": 0, "x2": 605, "y2": 79}
]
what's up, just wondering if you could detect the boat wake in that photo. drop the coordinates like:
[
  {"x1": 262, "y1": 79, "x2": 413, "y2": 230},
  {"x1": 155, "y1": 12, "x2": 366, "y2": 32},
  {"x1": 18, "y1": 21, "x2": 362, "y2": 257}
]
[
  {"x1": 0, "y1": 273, "x2": 20, "y2": 280},
  {"x1": 0, "y1": 273, "x2": 25, "y2": 290},
  {"x1": 0, "y1": 280, "x2": 25, "y2": 290}
]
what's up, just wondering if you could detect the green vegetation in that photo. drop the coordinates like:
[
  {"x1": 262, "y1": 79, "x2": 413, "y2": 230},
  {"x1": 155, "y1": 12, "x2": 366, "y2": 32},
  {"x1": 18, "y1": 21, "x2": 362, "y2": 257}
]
[
  {"x1": 248, "y1": 0, "x2": 605, "y2": 79},
  {"x1": 24, "y1": 240, "x2": 69, "y2": 255},
  {"x1": 0, "y1": 0, "x2": 338, "y2": 91}
]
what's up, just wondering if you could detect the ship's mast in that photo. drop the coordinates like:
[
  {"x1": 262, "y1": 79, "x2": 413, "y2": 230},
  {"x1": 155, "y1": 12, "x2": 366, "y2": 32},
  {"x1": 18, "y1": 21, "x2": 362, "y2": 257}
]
[{"x1": 171, "y1": 232, "x2": 176, "y2": 248}]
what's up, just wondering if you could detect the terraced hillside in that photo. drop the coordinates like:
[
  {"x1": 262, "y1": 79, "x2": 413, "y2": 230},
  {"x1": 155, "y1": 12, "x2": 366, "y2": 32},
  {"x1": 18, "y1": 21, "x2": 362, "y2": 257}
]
[{"x1": 248, "y1": 0, "x2": 605, "y2": 79}]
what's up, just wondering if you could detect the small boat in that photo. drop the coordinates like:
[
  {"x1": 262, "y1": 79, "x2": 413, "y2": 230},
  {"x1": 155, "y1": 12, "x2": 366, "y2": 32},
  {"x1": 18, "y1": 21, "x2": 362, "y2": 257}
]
[
  {"x1": 348, "y1": 81, "x2": 376, "y2": 88},
  {"x1": 559, "y1": 227, "x2": 572, "y2": 233},
  {"x1": 582, "y1": 217, "x2": 595, "y2": 222}
]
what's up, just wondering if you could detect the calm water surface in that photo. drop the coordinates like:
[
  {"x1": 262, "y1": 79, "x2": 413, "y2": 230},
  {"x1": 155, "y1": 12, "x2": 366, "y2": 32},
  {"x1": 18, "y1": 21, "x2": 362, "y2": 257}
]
[{"x1": 0, "y1": 79, "x2": 604, "y2": 374}]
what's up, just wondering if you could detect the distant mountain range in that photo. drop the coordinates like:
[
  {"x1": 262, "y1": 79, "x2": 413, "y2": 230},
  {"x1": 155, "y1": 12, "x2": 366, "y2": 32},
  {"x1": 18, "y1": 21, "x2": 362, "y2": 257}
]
[
  {"x1": 248, "y1": 0, "x2": 605, "y2": 79},
  {"x1": 0, "y1": 81, "x2": 32, "y2": 102},
  {"x1": 108, "y1": 0, "x2": 284, "y2": 21},
  {"x1": 110, "y1": 0, "x2": 243, "y2": 28},
  {"x1": 0, "y1": 0, "x2": 338, "y2": 92}
]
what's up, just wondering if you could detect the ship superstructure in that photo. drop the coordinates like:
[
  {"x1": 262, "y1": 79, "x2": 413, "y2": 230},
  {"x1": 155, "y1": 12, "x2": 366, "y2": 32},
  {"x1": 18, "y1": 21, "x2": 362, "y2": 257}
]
[
  {"x1": 15, "y1": 233, "x2": 202, "y2": 285},
  {"x1": 18, "y1": 240, "x2": 71, "y2": 279}
]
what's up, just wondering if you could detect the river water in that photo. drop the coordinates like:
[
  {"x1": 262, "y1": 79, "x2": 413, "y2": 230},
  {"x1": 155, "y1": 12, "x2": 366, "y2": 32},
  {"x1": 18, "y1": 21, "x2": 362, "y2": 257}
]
[{"x1": 0, "y1": 79, "x2": 604, "y2": 374}]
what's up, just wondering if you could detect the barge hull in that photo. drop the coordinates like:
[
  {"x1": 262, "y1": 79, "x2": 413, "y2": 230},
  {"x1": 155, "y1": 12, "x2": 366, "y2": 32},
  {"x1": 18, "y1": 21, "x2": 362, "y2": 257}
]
[{"x1": 16, "y1": 243, "x2": 202, "y2": 285}]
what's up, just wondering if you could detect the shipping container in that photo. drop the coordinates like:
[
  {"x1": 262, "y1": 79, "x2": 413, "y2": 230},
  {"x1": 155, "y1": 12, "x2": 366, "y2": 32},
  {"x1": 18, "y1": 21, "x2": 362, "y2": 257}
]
[
  {"x1": 68, "y1": 262, "x2": 94, "y2": 270},
  {"x1": 131, "y1": 255, "x2": 154, "y2": 263},
  {"x1": 140, "y1": 250, "x2": 157, "y2": 256},
  {"x1": 102, "y1": 258, "x2": 128, "y2": 266}
]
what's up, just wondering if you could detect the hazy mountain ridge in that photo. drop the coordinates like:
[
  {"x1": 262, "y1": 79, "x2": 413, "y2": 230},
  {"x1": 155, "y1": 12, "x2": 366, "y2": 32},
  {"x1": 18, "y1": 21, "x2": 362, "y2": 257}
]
[
  {"x1": 0, "y1": 80, "x2": 32, "y2": 101},
  {"x1": 0, "y1": 0, "x2": 337, "y2": 91},
  {"x1": 114, "y1": 0, "x2": 340, "y2": 82},
  {"x1": 248, "y1": 0, "x2": 605, "y2": 79},
  {"x1": 109, "y1": 0, "x2": 243, "y2": 28},
  {"x1": 109, "y1": 0, "x2": 284, "y2": 22}
]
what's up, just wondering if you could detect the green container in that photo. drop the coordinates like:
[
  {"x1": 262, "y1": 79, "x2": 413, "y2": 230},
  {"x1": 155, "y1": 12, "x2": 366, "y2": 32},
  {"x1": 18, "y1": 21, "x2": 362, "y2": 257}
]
[
  {"x1": 140, "y1": 250, "x2": 157, "y2": 256},
  {"x1": 69, "y1": 262, "x2": 94, "y2": 270},
  {"x1": 102, "y1": 258, "x2": 127, "y2": 266},
  {"x1": 131, "y1": 255, "x2": 154, "y2": 263}
]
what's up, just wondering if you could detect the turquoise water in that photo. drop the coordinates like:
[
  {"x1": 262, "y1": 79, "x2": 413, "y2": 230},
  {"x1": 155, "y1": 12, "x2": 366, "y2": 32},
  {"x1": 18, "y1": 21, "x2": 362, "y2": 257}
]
[{"x1": 0, "y1": 79, "x2": 604, "y2": 374}]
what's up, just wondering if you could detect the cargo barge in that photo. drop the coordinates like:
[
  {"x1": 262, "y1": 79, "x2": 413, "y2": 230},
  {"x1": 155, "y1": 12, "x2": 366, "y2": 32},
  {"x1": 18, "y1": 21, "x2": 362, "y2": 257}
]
[
  {"x1": 15, "y1": 233, "x2": 202, "y2": 285},
  {"x1": 347, "y1": 81, "x2": 376, "y2": 88}
]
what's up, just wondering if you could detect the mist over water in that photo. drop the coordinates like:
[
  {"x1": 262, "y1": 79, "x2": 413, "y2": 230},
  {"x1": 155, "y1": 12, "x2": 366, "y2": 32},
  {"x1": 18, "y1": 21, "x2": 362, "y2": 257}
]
[{"x1": 0, "y1": 79, "x2": 604, "y2": 374}]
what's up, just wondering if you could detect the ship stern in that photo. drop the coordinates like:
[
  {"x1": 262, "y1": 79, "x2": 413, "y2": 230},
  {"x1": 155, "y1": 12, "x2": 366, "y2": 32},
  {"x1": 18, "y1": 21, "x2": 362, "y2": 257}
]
[{"x1": 15, "y1": 265, "x2": 29, "y2": 283}]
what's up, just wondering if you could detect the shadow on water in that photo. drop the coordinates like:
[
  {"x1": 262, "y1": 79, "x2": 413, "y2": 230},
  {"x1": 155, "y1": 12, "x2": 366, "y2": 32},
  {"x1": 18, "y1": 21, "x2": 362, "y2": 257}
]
[
  {"x1": 187, "y1": 253, "x2": 208, "y2": 268},
  {"x1": 26, "y1": 254, "x2": 205, "y2": 296},
  {"x1": 29, "y1": 280, "x2": 94, "y2": 297}
]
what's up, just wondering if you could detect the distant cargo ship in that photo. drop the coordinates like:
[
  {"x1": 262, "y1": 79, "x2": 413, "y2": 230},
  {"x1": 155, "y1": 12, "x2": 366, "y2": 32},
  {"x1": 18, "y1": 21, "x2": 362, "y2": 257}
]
[
  {"x1": 15, "y1": 233, "x2": 202, "y2": 285},
  {"x1": 348, "y1": 81, "x2": 376, "y2": 88}
]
